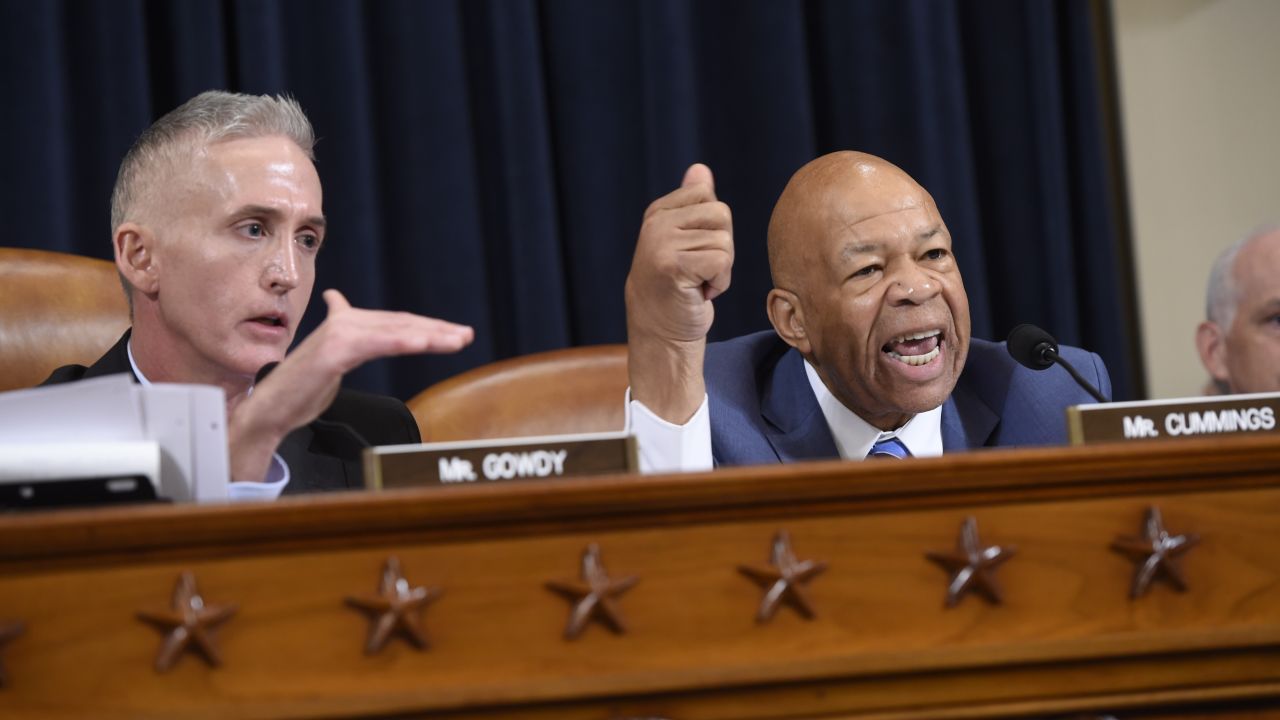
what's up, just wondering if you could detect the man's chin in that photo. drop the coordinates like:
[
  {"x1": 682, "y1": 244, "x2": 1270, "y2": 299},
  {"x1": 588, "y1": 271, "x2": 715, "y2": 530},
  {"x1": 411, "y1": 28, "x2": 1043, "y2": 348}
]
[
  {"x1": 227, "y1": 354, "x2": 286, "y2": 382},
  {"x1": 837, "y1": 383, "x2": 952, "y2": 431},
  {"x1": 885, "y1": 378, "x2": 956, "y2": 415}
]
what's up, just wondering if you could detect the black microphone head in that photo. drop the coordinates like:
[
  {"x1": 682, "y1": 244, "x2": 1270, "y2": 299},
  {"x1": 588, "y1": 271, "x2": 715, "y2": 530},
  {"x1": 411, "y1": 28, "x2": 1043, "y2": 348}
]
[{"x1": 1007, "y1": 324, "x2": 1058, "y2": 371}]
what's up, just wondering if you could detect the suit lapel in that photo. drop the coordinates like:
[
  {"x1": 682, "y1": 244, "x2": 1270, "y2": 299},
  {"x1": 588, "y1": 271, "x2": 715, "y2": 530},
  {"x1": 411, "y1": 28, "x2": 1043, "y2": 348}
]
[
  {"x1": 760, "y1": 349, "x2": 839, "y2": 462},
  {"x1": 941, "y1": 381, "x2": 999, "y2": 451}
]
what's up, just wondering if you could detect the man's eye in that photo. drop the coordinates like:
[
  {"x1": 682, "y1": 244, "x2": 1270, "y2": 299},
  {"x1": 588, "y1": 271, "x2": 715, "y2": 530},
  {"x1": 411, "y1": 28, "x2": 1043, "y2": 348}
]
[
  {"x1": 923, "y1": 248, "x2": 948, "y2": 261},
  {"x1": 241, "y1": 223, "x2": 265, "y2": 238},
  {"x1": 298, "y1": 234, "x2": 321, "y2": 250},
  {"x1": 851, "y1": 265, "x2": 880, "y2": 279}
]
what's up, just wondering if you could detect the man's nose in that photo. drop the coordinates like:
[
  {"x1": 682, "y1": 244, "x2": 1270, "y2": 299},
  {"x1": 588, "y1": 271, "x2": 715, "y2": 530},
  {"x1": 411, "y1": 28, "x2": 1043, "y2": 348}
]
[
  {"x1": 884, "y1": 260, "x2": 939, "y2": 305},
  {"x1": 262, "y1": 238, "x2": 301, "y2": 293}
]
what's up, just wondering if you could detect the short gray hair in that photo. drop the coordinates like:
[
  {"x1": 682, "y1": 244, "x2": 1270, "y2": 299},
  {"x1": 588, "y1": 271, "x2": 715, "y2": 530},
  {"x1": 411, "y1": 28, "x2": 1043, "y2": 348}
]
[
  {"x1": 1206, "y1": 223, "x2": 1280, "y2": 328},
  {"x1": 110, "y1": 90, "x2": 316, "y2": 231}
]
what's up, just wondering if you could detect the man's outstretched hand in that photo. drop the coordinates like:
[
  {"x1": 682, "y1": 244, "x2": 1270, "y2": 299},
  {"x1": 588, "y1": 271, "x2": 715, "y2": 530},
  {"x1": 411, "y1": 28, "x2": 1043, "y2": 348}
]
[
  {"x1": 227, "y1": 290, "x2": 474, "y2": 482},
  {"x1": 624, "y1": 163, "x2": 734, "y2": 424}
]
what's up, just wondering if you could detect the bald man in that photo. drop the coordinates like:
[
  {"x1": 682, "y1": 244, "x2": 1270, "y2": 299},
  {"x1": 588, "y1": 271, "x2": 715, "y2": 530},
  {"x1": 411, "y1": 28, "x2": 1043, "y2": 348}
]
[
  {"x1": 1197, "y1": 225, "x2": 1280, "y2": 394},
  {"x1": 625, "y1": 152, "x2": 1110, "y2": 470}
]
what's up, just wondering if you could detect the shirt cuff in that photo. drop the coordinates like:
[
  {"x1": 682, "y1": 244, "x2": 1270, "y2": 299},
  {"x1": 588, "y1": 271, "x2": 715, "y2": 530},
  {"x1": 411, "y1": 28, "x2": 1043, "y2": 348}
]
[
  {"x1": 625, "y1": 388, "x2": 713, "y2": 473},
  {"x1": 227, "y1": 453, "x2": 291, "y2": 502}
]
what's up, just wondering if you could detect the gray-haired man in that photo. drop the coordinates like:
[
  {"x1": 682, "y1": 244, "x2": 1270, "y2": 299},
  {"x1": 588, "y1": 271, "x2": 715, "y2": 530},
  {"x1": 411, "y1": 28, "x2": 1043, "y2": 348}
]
[
  {"x1": 44, "y1": 91, "x2": 473, "y2": 497},
  {"x1": 1196, "y1": 225, "x2": 1280, "y2": 394}
]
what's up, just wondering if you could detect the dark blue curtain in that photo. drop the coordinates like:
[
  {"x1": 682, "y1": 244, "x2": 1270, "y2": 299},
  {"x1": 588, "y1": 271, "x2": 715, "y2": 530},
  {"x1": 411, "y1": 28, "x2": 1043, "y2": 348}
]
[{"x1": 0, "y1": 0, "x2": 1141, "y2": 401}]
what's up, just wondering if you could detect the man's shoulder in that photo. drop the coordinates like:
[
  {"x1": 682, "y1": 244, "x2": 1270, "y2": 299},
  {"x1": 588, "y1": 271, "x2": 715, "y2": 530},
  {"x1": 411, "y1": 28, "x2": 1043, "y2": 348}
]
[
  {"x1": 962, "y1": 337, "x2": 1103, "y2": 393},
  {"x1": 954, "y1": 336, "x2": 1111, "y2": 448},
  {"x1": 324, "y1": 388, "x2": 412, "y2": 420},
  {"x1": 960, "y1": 337, "x2": 1017, "y2": 380},
  {"x1": 701, "y1": 330, "x2": 816, "y2": 464},
  {"x1": 706, "y1": 330, "x2": 789, "y2": 372},
  {"x1": 41, "y1": 362, "x2": 93, "y2": 385},
  {"x1": 320, "y1": 388, "x2": 421, "y2": 445},
  {"x1": 40, "y1": 332, "x2": 132, "y2": 386},
  {"x1": 704, "y1": 330, "x2": 793, "y2": 400}
]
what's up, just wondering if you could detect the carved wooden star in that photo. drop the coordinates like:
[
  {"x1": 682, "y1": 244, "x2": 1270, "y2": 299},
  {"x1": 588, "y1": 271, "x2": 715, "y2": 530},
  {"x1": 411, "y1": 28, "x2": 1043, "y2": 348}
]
[
  {"x1": 926, "y1": 516, "x2": 1016, "y2": 607},
  {"x1": 0, "y1": 621, "x2": 24, "y2": 686},
  {"x1": 1110, "y1": 506, "x2": 1199, "y2": 599},
  {"x1": 738, "y1": 530, "x2": 828, "y2": 622},
  {"x1": 136, "y1": 571, "x2": 238, "y2": 672},
  {"x1": 546, "y1": 543, "x2": 639, "y2": 640},
  {"x1": 345, "y1": 556, "x2": 442, "y2": 654}
]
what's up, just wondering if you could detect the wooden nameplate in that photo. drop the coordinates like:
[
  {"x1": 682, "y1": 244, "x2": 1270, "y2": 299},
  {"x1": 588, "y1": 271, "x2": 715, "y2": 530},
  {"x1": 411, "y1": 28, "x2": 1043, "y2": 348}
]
[
  {"x1": 1068, "y1": 391, "x2": 1280, "y2": 445},
  {"x1": 363, "y1": 431, "x2": 638, "y2": 489}
]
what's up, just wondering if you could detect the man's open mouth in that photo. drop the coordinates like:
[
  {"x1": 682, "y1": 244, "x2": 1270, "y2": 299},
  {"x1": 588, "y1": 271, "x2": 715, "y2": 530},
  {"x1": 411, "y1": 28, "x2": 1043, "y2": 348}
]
[
  {"x1": 882, "y1": 329, "x2": 942, "y2": 366},
  {"x1": 251, "y1": 315, "x2": 286, "y2": 328}
]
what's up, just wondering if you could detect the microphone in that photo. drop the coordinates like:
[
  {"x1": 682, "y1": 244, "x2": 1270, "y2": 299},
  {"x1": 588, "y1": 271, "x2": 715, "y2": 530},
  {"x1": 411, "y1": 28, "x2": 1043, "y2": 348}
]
[{"x1": 1006, "y1": 324, "x2": 1107, "y2": 403}]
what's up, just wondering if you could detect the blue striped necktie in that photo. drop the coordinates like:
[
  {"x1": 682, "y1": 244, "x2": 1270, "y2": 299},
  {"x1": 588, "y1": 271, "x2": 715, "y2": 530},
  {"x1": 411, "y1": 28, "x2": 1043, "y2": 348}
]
[{"x1": 867, "y1": 437, "x2": 911, "y2": 459}]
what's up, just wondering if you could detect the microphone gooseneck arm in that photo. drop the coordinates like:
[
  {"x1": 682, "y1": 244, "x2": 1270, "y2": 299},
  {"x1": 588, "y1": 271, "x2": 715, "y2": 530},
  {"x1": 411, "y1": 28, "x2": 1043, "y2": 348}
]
[{"x1": 1042, "y1": 346, "x2": 1107, "y2": 403}]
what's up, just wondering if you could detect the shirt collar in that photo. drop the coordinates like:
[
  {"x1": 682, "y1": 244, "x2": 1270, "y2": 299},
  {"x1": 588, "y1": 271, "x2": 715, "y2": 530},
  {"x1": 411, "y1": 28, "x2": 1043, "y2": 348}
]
[
  {"x1": 802, "y1": 359, "x2": 943, "y2": 460},
  {"x1": 126, "y1": 339, "x2": 151, "y2": 386}
]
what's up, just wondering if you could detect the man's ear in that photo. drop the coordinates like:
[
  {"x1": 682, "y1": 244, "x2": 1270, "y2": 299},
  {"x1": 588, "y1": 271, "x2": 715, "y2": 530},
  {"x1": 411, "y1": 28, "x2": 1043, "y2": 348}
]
[
  {"x1": 1195, "y1": 320, "x2": 1231, "y2": 390},
  {"x1": 114, "y1": 223, "x2": 158, "y2": 295},
  {"x1": 767, "y1": 288, "x2": 811, "y2": 355}
]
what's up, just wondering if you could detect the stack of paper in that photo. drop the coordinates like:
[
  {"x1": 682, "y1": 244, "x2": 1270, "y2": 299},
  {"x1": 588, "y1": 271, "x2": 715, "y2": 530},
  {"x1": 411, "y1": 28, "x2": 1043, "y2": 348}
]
[{"x1": 0, "y1": 374, "x2": 229, "y2": 505}]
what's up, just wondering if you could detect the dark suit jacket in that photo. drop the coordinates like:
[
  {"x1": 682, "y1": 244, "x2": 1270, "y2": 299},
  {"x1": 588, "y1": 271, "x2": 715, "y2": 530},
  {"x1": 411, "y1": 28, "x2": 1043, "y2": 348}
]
[
  {"x1": 704, "y1": 330, "x2": 1112, "y2": 466},
  {"x1": 42, "y1": 332, "x2": 421, "y2": 494}
]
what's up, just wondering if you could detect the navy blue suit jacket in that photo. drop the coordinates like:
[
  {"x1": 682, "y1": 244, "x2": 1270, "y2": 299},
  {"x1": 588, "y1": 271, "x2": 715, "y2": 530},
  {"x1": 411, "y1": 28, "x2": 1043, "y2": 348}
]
[{"x1": 704, "y1": 330, "x2": 1111, "y2": 465}]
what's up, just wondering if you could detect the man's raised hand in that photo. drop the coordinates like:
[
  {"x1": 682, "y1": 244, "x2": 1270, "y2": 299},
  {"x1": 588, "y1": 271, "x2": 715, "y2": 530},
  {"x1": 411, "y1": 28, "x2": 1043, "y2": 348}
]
[
  {"x1": 227, "y1": 291, "x2": 474, "y2": 482},
  {"x1": 624, "y1": 163, "x2": 734, "y2": 423}
]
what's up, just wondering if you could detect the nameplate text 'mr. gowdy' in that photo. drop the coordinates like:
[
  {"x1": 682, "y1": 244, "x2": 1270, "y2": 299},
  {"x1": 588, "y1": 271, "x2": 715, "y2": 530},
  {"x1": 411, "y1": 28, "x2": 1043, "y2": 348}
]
[{"x1": 363, "y1": 431, "x2": 638, "y2": 489}]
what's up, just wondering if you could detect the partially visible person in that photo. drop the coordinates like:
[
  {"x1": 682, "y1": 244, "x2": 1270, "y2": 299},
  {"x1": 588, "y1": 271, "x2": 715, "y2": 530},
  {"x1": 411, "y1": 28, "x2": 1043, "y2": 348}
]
[
  {"x1": 44, "y1": 90, "x2": 474, "y2": 498},
  {"x1": 624, "y1": 151, "x2": 1109, "y2": 472},
  {"x1": 1196, "y1": 224, "x2": 1280, "y2": 395}
]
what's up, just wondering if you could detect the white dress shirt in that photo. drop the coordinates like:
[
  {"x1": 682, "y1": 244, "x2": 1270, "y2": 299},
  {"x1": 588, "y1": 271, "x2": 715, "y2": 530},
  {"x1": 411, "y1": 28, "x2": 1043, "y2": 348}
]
[
  {"x1": 802, "y1": 361, "x2": 943, "y2": 460},
  {"x1": 127, "y1": 341, "x2": 290, "y2": 500},
  {"x1": 628, "y1": 358, "x2": 943, "y2": 473}
]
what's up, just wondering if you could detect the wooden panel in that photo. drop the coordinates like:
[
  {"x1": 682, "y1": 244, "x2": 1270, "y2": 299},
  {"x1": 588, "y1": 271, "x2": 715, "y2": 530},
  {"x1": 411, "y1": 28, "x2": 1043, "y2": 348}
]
[
  {"x1": 3, "y1": 434, "x2": 1279, "y2": 569},
  {"x1": 0, "y1": 436, "x2": 1279, "y2": 718}
]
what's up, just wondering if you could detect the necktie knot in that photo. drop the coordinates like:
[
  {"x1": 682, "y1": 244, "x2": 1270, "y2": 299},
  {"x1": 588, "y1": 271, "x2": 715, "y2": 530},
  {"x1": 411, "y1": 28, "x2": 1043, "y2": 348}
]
[{"x1": 868, "y1": 437, "x2": 911, "y2": 459}]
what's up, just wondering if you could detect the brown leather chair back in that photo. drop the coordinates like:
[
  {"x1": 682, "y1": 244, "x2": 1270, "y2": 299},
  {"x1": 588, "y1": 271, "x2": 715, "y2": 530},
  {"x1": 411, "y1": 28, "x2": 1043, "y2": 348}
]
[
  {"x1": 408, "y1": 345, "x2": 629, "y2": 442},
  {"x1": 0, "y1": 248, "x2": 131, "y2": 392}
]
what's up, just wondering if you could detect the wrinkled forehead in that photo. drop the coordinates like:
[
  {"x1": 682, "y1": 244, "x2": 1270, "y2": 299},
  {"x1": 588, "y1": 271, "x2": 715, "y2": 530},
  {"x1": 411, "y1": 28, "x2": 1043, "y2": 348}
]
[
  {"x1": 799, "y1": 162, "x2": 940, "y2": 250},
  {"x1": 768, "y1": 153, "x2": 944, "y2": 284},
  {"x1": 827, "y1": 176, "x2": 936, "y2": 234}
]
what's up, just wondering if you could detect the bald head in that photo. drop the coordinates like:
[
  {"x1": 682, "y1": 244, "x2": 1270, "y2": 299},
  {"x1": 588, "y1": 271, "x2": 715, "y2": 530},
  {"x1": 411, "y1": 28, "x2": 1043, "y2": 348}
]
[
  {"x1": 762, "y1": 150, "x2": 970, "y2": 430},
  {"x1": 767, "y1": 152, "x2": 936, "y2": 294}
]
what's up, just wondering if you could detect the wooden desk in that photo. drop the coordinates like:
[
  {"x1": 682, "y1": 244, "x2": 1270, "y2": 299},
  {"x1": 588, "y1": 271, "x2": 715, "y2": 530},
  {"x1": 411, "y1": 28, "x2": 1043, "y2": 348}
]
[{"x1": 2, "y1": 436, "x2": 1279, "y2": 719}]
